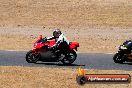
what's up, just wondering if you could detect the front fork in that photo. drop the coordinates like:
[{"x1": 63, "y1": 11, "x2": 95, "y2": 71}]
[{"x1": 32, "y1": 48, "x2": 40, "y2": 56}]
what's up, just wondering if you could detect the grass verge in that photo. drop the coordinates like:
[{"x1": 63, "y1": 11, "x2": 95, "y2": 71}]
[{"x1": 0, "y1": 66, "x2": 132, "y2": 88}]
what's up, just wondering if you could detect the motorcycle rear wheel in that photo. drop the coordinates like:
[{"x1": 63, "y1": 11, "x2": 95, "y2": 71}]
[
  {"x1": 26, "y1": 50, "x2": 40, "y2": 63},
  {"x1": 61, "y1": 50, "x2": 77, "y2": 65}
]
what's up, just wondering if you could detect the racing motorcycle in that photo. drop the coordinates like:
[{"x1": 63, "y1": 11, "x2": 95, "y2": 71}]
[
  {"x1": 26, "y1": 35, "x2": 79, "y2": 65},
  {"x1": 113, "y1": 40, "x2": 132, "y2": 63}
]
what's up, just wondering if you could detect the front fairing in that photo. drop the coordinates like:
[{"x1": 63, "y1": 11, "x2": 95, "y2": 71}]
[
  {"x1": 118, "y1": 40, "x2": 132, "y2": 54},
  {"x1": 34, "y1": 38, "x2": 47, "y2": 48},
  {"x1": 122, "y1": 40, "x2": 132, "y2": 48},
  {"x1": 34, "y1": 39, "x2": 56, "y2": 49},
  {"x1": 35, "y1": 43, "x2": 44, "y2": 49}
]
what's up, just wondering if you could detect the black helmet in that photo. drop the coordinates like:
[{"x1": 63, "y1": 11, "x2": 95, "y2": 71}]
[{"x1": 53, "y1": 29, "x2": 62, "y2": 38}]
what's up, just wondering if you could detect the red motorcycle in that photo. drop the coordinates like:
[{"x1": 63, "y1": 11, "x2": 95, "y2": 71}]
[{"x1": 26, "y1": 35, "x2": 79, "y2": 65}]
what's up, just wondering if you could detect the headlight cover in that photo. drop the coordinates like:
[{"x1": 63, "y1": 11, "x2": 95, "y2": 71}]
[
  {"x1": 34, "y1": 43, "x2": 37, "y2": 48},
  {"x1": 120, "y1": 45, "x2": 127, "y2": 50}
]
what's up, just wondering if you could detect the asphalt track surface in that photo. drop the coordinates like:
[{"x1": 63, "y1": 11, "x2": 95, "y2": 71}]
[{"x1": 0, "y1": 50, "x2": 132, "y2": 70}]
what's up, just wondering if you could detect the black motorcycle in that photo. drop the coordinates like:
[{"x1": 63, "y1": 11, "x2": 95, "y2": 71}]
[{"x1": 113, "y1": 40, "x2": 132, "y2": 63}]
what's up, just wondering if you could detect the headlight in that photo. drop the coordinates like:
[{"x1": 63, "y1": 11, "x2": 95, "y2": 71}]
[
  {"x1": 34, "y1": 43, "x2": 37, "y2": 48},
  {"x1": 120, "y1": 45, "x2": 127, "y2": 49}
]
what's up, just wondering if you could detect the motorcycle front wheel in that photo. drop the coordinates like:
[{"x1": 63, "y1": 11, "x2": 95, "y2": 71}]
[
  {"x1": 61, "y1": 50, "x2": 77, "y2": 65},
  {"x1": 26, "y1": 50, "x2": 40, "y2": 63},
  {"x1": 113, "y1": 53, "x2": 125, "y2": 63}
]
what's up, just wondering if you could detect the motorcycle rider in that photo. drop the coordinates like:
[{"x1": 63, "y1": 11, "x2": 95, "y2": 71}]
[{"x1": 47, "y1": 29, "x2": 70, "y2": 55}]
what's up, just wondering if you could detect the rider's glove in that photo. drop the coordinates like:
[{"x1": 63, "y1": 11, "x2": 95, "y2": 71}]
[{"x1": 49, "y1": 45, "x2": 56, "y2": 51}]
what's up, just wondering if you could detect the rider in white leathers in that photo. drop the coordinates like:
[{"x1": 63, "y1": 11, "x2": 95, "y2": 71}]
[{"x1": 47, "y1": 29, "x2": 70, "y2": 53}]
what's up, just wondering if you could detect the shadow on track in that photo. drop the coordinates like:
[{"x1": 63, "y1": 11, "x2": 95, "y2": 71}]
[
  {"x1": 118, "y1": 62, "x2": 132, "y2": 65},
  {"x1": 35, "y1": 62, "x2": 85, "y2": 67}
]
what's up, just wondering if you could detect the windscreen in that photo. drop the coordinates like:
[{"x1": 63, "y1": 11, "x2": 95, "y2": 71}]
[{"x1": 38, "y1": 38, "x2": 47, "y2": 43}]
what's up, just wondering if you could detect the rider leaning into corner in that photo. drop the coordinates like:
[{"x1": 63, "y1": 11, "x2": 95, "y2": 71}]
[{"x1": 47, "y1": 29, "x2": 70, "y2": 55}]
